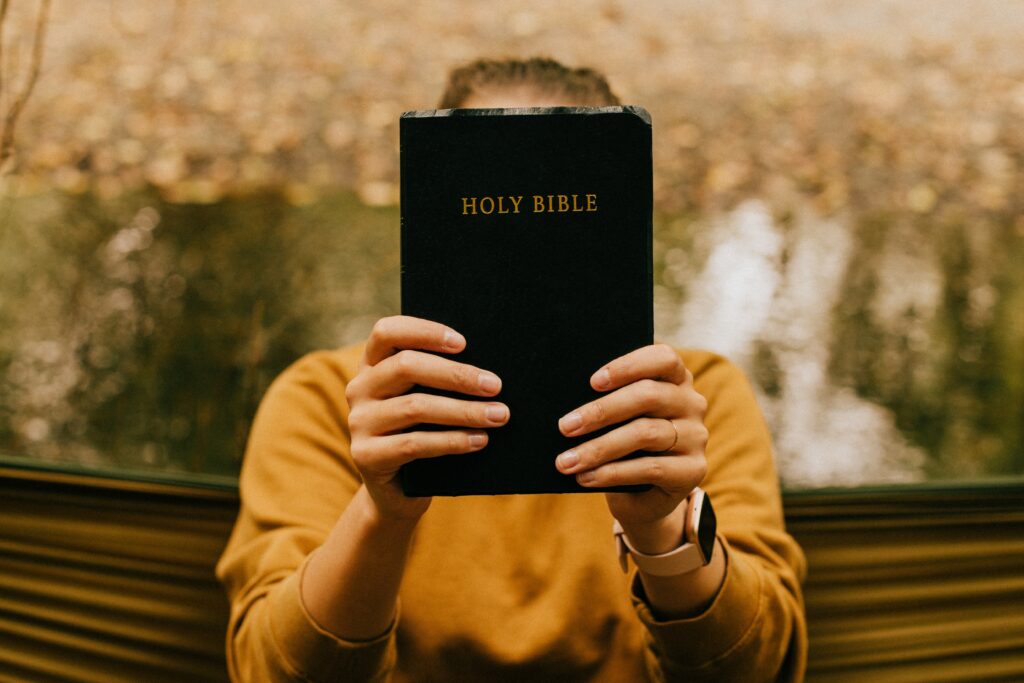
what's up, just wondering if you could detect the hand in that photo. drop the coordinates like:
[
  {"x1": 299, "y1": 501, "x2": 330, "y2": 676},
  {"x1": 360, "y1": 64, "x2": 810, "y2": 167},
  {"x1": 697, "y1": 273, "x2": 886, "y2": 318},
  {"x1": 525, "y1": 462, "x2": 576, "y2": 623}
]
[
  {"x1": 345, "y1": 315, "x2": 509, "y2": 522},
  {"x1": 555, "y1": 344, "x2": 709, "y2": 551}
]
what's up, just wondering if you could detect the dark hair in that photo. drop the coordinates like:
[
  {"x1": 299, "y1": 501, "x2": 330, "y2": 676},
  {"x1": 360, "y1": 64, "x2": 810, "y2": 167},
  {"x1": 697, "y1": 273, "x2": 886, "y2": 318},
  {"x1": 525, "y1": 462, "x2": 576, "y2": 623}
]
[{"x1": 438, "y1": 57, "x2": 621, "y2": 109}]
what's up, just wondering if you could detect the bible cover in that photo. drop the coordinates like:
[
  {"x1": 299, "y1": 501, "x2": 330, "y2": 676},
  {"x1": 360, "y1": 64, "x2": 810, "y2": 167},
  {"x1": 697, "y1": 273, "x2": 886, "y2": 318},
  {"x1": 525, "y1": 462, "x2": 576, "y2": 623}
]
[{"x1": 399, "y1": 106, "x2": 653, "y2": 496}]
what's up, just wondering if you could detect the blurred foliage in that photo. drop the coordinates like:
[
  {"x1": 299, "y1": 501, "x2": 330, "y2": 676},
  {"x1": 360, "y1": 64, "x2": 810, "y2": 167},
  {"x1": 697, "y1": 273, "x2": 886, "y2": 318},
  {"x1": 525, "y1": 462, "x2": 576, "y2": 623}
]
[
  {"x1": 0, "y1": 190, "x2": 398, "y2": 475},
  {"x1": 0, "y1": 1, "x2": 1021, "y2": 483},
  {"x1": 828, "y1": 212, "x2": 1024, "y2": 479}
]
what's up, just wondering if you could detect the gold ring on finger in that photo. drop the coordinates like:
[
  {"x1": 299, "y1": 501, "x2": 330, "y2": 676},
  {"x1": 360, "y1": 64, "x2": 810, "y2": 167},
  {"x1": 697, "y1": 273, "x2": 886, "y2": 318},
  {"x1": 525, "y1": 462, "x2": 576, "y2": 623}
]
[{"x1": 662, "y1": 419, "x2": 679, "y2": 453}]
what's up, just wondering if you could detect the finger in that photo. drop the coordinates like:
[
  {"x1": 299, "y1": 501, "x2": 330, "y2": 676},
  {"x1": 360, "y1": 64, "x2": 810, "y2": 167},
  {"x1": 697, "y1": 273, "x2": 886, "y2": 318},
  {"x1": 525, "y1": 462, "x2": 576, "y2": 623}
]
[
  {"x1": 355, "y1": 429, "x2": 489, "y2": 472},
  {"x1": 555, "y1": 417, "x2": 708, "y2": 474},
  {"x1": 575, "y1": 453, "x2": 707, "y2": 493},
  {"x1": 591, "y1": 344, "x2": 688, "y2": 392},
  {"x1": 366, "y1": 393, "x2": 509, "y2": 433},
  {"x1": 363, "y1": 316, "x2": 466, "y2": 367},
  {"x1": 367, "y1": 349, "x2": 502, "y2": 399},
  {"x1": 558, "y1": 379, "x2": 687, "y2": 437}
]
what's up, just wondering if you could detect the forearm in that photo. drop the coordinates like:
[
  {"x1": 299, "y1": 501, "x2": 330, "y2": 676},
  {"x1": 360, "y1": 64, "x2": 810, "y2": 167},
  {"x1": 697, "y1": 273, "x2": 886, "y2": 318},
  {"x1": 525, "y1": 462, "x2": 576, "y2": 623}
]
[
  {"x1": 639, "y1": 542, "x2": 726, "y2": 619},
  {"x1": 629, "y1": 539, "x2": 806, "y2": 683},
  {"x1": 301, "y1": 484, "x2": 419, "y2": 640},
  {"x1": 619, "y1": 507, "x2": 727, "y2": 619}
]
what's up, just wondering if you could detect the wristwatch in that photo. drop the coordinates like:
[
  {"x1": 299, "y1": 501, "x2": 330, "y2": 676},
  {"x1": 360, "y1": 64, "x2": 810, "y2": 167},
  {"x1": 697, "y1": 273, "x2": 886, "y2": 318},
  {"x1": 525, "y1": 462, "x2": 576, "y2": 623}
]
[{"x1": 612, "y1": 487, "x2": 717, "y2": 576}]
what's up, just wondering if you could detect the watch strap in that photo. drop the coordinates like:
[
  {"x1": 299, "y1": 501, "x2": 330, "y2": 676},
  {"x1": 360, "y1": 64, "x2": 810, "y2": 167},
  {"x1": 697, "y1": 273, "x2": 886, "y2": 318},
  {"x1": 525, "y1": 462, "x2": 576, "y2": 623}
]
[
  {"x1": 612, "y1": 518, "x2": 706, "y2": 576},
  {"x1": 612, "y1": 488, "x2": 711, "y2": 577}
]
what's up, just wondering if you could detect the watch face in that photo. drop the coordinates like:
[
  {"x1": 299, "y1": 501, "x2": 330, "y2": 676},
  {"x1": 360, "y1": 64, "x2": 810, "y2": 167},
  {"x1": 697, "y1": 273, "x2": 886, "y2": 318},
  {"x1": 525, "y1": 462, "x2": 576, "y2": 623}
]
[{"x1": 694, "y1": 492, "x2": 717, "y2": 563}]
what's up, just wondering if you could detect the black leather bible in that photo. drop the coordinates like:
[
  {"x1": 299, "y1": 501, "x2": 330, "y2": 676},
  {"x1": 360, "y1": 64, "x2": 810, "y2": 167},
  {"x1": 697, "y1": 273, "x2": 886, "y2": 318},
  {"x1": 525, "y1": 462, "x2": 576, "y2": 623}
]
[{"x1": 399, "y1": 106, "x2": 653, "y2": 496}]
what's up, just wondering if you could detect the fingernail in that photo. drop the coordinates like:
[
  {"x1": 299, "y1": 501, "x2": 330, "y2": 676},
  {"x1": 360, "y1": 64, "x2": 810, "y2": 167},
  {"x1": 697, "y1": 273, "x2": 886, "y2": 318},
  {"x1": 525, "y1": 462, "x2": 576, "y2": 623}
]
[
  {"x1": 443, "y1": 328, "x2": 466, "y2": 350},
  {"x1": 478, "y1": 372, "x2": 500, "y2": 393},
  {"x1": 559, "y1": 411, "x2": 582, "y2": 434},
  {"x1": 557, "y1": 450, "x2": 579, "y2": 470},
  {"x1": 577, "y1": 470, "x2": 596, "y2": 485},
  {"x1": 485, "y1": 404, "x2": 508, "y2": 423},
  {"x1": 593, "y1": 369, "x2": 611, "y2": 390},
  {"x1": 469, "y1": 433, "x2": 486, "y2": 448}
]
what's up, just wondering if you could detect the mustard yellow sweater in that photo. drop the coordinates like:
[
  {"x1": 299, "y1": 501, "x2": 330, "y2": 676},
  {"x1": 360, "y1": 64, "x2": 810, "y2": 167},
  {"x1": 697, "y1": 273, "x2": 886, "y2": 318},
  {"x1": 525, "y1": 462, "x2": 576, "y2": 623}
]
[{"x1": 216, "y1": 345, "x2": 807, "y2": 682}]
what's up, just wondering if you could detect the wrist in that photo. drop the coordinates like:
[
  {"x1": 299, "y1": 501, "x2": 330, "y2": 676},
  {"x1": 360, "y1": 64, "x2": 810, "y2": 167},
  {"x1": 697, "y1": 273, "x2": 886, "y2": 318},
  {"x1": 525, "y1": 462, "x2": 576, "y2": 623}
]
[
  {"x1": 617, "y1": 501, "x2": 686, "y2": 555},
  {"x1": 358, "y1": 485, "x2": 423, "y2": 537}
]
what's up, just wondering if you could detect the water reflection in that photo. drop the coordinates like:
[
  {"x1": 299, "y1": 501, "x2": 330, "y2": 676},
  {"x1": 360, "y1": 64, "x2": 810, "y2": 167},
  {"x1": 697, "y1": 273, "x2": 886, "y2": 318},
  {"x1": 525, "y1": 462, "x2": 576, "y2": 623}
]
[
  {"x1": 673, "y1": 202, "x2": 926, "y2": 486},
  {"x1": 668, "y1": 198, "x2": 1022, "y2": 486}
]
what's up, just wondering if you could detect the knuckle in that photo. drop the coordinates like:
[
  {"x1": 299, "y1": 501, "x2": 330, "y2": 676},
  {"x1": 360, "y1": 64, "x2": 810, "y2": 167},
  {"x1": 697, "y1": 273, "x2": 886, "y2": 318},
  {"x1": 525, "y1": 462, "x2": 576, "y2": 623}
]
[
  {"x1": 370, "y1": 317, "x2": 393, "y2": 341},
  {"x1": 693, "y1": 456, "x2": 709, "y2": 484},
  {"x1": 350, "y1": 441, "x2": 367, "y2": 468},
  {"x1": 344, "y1": 376, "x2": 362, "y2": 404},
  {"x1": 639, "y1": 417, "x2": 663, "y2": 445},
  {"x1": 636, "y1": 379, "x2": 662, "y2": 409},
  {"x1": 400, "y1": 394, "x2": 425, "y2": 422},
  {"x1": 347, "y1": 405, "x2": 365, "y2": 433},
  {"x1": 696, "y1": 392, "x2": 709, "y2": 415},
  {"x1": 351, "y1": 439, "x2": 379, "y2": 473},
  {"x1": 654, "y1": 343, "x2": 678, "y2": 367},
  {"x1": 695, "y1": 423, "x2": 710, "y2": 449},
  {"x1": 587, "y1": 399, "x2": 607, "y2": 425},
  {"x1": 646, "y1": 459, "x2": 667, "y2": 483},
  {"x1": 396, "y1": 433, "x2": 420, "y2": 460},
  {"x1": 391, "y1": 350, "x2": 417, "y2": 378}
]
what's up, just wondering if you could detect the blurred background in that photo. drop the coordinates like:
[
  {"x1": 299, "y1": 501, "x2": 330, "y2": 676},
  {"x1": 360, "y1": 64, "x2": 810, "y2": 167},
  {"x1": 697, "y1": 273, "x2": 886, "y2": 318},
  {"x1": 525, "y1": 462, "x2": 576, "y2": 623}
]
[{"x1": 1, "y1": 0, "x2": 1022, "y2": 488}]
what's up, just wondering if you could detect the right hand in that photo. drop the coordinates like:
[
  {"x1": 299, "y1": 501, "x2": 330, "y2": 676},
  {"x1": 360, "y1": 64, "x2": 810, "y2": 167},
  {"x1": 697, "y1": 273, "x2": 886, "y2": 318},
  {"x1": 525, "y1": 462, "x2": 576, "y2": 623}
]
[{"x1": 345, "y1": 315, "x2": 509, "y2": 521}]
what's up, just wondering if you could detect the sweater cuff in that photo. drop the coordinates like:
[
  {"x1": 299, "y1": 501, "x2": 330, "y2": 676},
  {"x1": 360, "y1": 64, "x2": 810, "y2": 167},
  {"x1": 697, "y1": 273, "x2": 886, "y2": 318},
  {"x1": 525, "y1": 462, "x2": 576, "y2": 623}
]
[
  {"x1": 630, "y1": 536, "x2": 765, "y2": 670},
  {"x1": 267, "y1": 555, "x2": 399, "y2": 683}
]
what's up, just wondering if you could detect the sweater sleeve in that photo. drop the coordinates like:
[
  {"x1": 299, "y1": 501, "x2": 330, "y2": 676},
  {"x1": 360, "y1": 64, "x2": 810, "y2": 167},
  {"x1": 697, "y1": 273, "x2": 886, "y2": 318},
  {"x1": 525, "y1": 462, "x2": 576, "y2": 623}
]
[
  {"x1": 629, "y1": 351, "x2": 808, "y2": 682},
  {"x1": 215, "y1": 348, "x2": 397, "y2": 683}
]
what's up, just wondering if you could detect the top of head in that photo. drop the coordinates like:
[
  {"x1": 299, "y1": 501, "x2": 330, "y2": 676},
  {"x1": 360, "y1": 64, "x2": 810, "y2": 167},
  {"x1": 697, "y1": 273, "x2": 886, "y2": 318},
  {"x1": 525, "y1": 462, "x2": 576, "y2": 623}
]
[{"x1": 439, "y1": 57, "x2": 621, "y2": 110}]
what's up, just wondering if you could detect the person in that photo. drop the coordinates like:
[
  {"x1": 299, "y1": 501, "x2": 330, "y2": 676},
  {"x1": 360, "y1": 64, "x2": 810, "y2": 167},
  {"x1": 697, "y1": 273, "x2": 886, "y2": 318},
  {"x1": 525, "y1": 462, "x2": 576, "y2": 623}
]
[{"x1": 216, "y1": 57, "x2": 808, "y2": 682}]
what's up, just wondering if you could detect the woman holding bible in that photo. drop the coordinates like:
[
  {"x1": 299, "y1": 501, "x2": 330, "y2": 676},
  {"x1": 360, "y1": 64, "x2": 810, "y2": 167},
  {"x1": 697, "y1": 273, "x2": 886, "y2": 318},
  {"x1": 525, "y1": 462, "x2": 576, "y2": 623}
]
[{"x1": 216, "y1": 58, "x2": 808, "y2": 682}]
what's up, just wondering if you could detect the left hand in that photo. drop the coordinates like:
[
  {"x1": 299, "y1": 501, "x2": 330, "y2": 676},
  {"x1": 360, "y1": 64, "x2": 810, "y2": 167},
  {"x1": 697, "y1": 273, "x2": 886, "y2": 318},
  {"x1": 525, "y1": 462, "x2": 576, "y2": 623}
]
[{"x1": 555, "y1": 344, "x2": 709, "y2": 543}]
